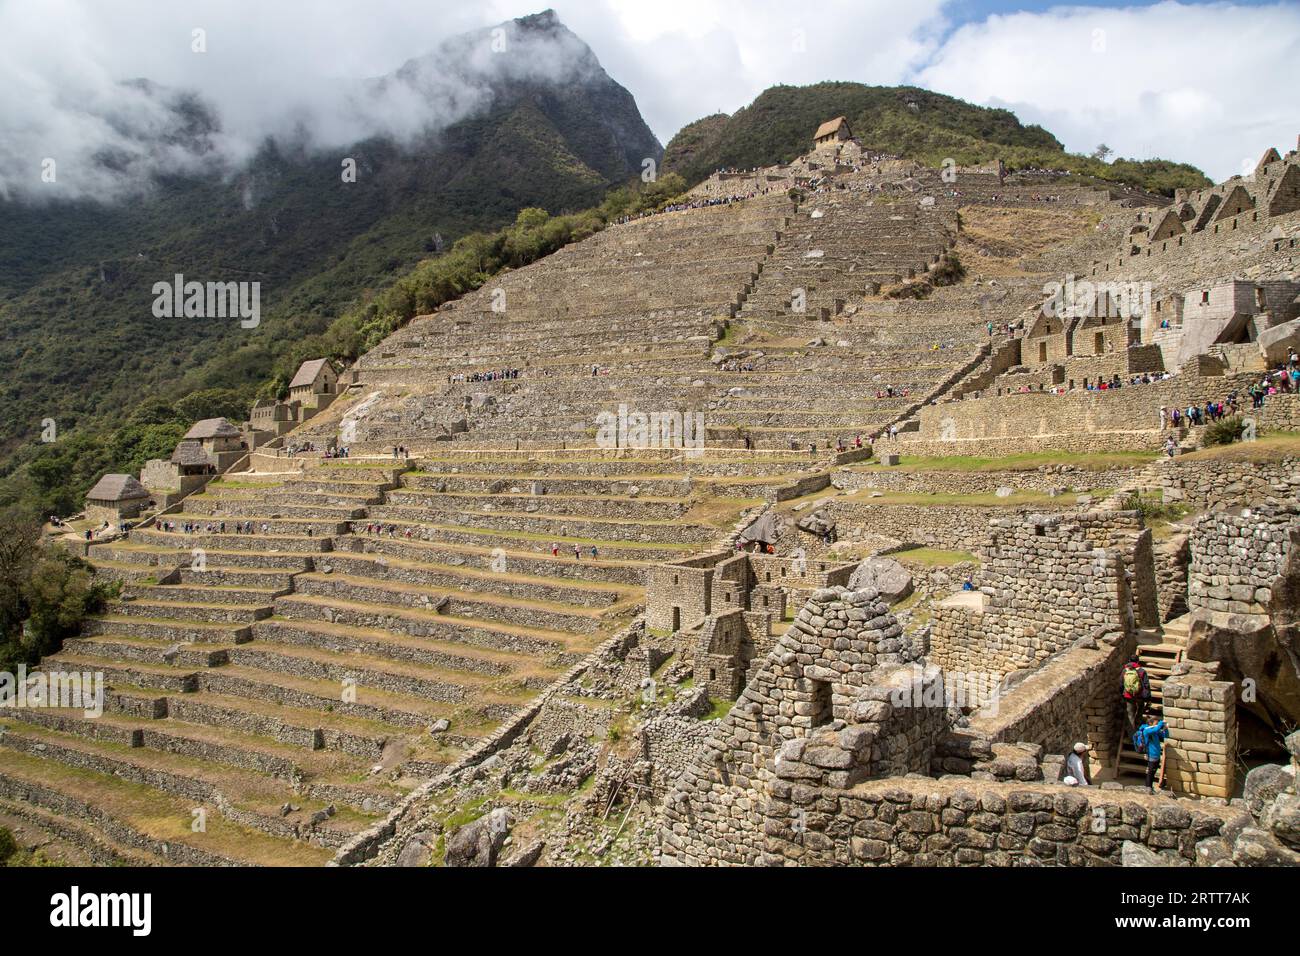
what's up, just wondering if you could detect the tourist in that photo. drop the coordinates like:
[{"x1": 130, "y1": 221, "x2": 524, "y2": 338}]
[
  {"x1": 1134, "y1": 714, "x2": 1169, "y2": 792},
  {"x1": 573, "y1": 545, "x2": 581, "y2": 560},
  {"x1": 1122, "y1": 654, "x2": 1150, "y2": 733},
  {"x1": 551, "y1": 544, "x2": 559, "y2": 558},
  {"x1": 1064, "y1": 742, "x2": 1091, "y2": 786},
  {"x1": 1164, "y1": 437, "x2": 1177, "y2": 458}
]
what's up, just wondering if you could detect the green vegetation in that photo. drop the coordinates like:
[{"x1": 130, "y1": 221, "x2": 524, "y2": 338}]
[
  {"x1": 1203, "y1": 416, "x2": 1249, "y2": 447},
  {"x1": 702, "y1": 697, "x2": 734, "y2": 721},
  {"x1": 890, "y1": 546, "x2": 979, "y2": 567},
  {"x1": 0, "y1": 174, "x2": 687, "y2": 523},
  {"x1": 1119, "y1": 490, "x2": 1188, "y2": 525},
  {"x1": 0, "y1": 512, "x2": 117, "y2": 672},
  {"x1": 663, "y1": 82, "x2": 1209, "y2": 197},
  {"x1": 0, "y1": 56, "x2": 667, "y2": 519}
]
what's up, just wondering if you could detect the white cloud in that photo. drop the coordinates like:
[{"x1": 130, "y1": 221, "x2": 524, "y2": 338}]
[
  {"x1": 913, "y1": 1, "x2": 1300, "y2": 181},
  {"x1": 0, "y1": 0, "x2": 1293, "y2": 202}
]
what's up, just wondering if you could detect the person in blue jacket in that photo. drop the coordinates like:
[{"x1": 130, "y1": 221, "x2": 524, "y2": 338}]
[{"x1": 1135, "y1": 714, "x2": 1168, "y2": 791}]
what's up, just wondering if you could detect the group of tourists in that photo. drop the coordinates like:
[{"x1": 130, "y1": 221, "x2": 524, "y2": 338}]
[
  {"x1": 390, "y1": 446, "x2": 411, "y2": 459},
  {"x1": 323, "y1": 445, "x2": 351, "y2": 459},
  {"x1": 160, "y1": 519, "x2": 270, "y2": 535},
  {"x1": 614, "y1": 193, "x2": 754, "y2": 226},
  {"x1": 1161, "y1": 396, "x2": 1240, "y2": 430},
  {"x1": 448, "y1": 368, "x2": 520, "y2": 384},
  {"x1": 362, "y1": 522, "x2": 413, "y2": 539},
  {"x1": 550, "y1": 543, "x2": 598, "y2": 560}
]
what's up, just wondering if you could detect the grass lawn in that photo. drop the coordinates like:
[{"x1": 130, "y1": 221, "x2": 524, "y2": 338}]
[
  {"x1": 849, "y1": 449, "x2": 1154, "y2": 472},
  {"x1": 1179, "y1": 430, "x2": 1300, "y2": 463},
  {"x1": 890, "y1": 546, "x2": 979, "y2": 567}
]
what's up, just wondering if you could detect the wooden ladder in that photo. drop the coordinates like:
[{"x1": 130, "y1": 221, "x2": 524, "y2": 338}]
[{"x1": 1114, "y1": 630, "x2": 1185, "y2": 787}]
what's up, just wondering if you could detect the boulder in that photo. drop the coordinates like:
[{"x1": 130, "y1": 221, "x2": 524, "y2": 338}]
[
  {"x1": 1120, "y1": 841, "x2": 1165, "y2": 867},
  {"x1": 397, "y1": 831, "x2": 436, "y2": 867},
  {"x1": 1256, "y1": 317, "x2": 1300, "y2": 366},
  {"x1": 848, "y1": 557, "x2": 914, "y2": 604},
  {"x1": 1243, "y1": 762, "x2": 1294, "y2": 817},
  {"x1": 1187, "y1": 606, "x2": 1300, "y2": 730},
  {"x1": 445, "y1": 809, "x2": 512, "y2": 867}
]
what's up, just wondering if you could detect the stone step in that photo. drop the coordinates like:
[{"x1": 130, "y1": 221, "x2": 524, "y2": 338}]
[
  {"x1": 124, "y1": 582, "x2": 286, "y2": 606},
  {"x1": 63, "y1": 634, "x2": 232, "y2": 668},
  {"x1": 111, "y1": 598, "x2": 272, "y2": 625},
  {"x1": 90, "y1": 543, "x2": 314, "y2": 572},
  {"x1": 0, "y1": 748, "x2": 332, "y2": 865},
  {"x1": 220, "y1": 640, "x2": 508, "y2": 705},
  {"x1": 82, "y1": 615, "x2": 253, "y2": 645},
  {"x1": 0, "y1": 722, "x2": 369, "y2": 849},
  {"x1": 269, "y1": 592, "x2": 586, "y2": 659},
  {"x1": 291, "y1": 573, "x2": 610, "y2": 637},
  {"x1": 195, "y1": 663, "x2": 501, "y2": 733},
  {"x1": 341, "y1": 535, "x2": 648, "y2": 587},
  {"x1": 364, "y1": 506, "x2": 711, "y2": 546},
  {"x1": 357, "y1": 520, "x2": 692, "y2": 564},
  {"x1": 320, "y1": 549, "x2": 627, "y2": 608},
  {"x1": 131, "y1": 528, "x2": 333, "y2": 554},
  {"x1": 251, "y1": 616, "x2": 564, "y2": 684},
  {"x1": 383, "y1": 489, "x2": 691, "y2": 521}
]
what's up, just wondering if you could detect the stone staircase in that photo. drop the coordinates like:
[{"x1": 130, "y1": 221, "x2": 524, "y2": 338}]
[{"x1": 1114, "y1": 615, "x2": 1189, "y2": 784}]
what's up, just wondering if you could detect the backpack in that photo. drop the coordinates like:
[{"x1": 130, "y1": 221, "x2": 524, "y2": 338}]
[
  {"x1": 1123, "y1": 665, "x2": 1142, "y2": 697},
  {"x1": 1132, "y1": 727, "x2": 1147, "y2": 753}
]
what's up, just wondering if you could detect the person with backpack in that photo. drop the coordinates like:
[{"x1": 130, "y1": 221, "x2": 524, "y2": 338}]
[
  {"x1": 1133, "y1": 714, "x2": 1169, "y2": 791},
  {"x1": 1122, "y1": 655, "x2": 1149, "y2": 732}
]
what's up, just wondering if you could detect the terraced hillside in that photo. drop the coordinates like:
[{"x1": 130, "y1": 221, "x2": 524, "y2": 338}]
[{"x1": 1, "y1": 166, "x2": 1137, "y2": 865}]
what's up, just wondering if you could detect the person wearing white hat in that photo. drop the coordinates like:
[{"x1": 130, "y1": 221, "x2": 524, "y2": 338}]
[{"x1": 1064, "y1": 742, "x2": 1091, "y2": 786}]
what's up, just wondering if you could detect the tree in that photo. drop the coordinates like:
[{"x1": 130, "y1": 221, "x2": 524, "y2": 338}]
[
  {"x1": 0, "y1": 510, "x2": 112, "y2": 671},
  {"x1": 1092, "y1": 143, "x2": 1113, "y2": 162}
]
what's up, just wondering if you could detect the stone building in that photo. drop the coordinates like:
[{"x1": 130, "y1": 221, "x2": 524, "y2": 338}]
[
  {"x1": 289, "y1": 358, "x2": 340, "y2": 408},
  {"x1": 813, "y1": 116, "x2": 852, "y2": 150},
  {"x1": 184, "y1": 418, "x2": 246, "y2": 471},
  {"x1": 84, "y1": 474, "x2": 151, "y2": 525},
  {"x1": 646, "y1": 550, "x2": 854, "y2": 633},
  {"x1": 693, "y1": 610, "x2": 774, "y2": 700},
  {"x1": 139, "y1": 440, "x2": 217, "y2": 507}
]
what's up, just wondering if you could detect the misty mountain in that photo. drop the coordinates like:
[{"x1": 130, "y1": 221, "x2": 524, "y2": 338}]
[{"x1": 0, "y1": 10, "x2": 660, "y2": 471}]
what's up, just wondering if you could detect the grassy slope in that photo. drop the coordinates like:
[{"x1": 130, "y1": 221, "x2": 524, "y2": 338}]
[{"x1": 663, "y1": 82, "x2": 1210, "y2": 197}]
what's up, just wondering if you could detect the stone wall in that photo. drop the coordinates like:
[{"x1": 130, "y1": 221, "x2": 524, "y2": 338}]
[
  {"x1": 1160, "y1": 455, "x2": 1300, "y2": 513},
  {"x1": 937, "y1": 630, "x2": 1132, "y2": 777},
  {"x1": 760, "y1": 777, "x2": 1233, "y2": 866},
  {"x1": 930, "y1": 512, "x2": 1140, "y2": 675},
  {"x1": 1162, "y1": 660, "x2": 1238, "y2": 799},
  {"x1": 660, "y1": 586, "x2": 942, "y2": 866},
  {"x1": 1188, "y1": 506, "x2": 1298, "y2": 615}
]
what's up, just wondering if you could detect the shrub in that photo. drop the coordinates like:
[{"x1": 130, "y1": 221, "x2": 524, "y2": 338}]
[
  {"x1": 1204, "y1": 417, "x2": 1246, "y2": 447},
  {"x1": 0, "y1": 827, "x2": 17, "y2": 863}
]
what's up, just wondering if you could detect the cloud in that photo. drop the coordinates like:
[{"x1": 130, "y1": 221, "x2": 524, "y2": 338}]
[
  {"x1": 1, "y1": 0, "x2": 1294, "y2": 202},
  {"x1": 0, "y1": 0, "x2": 599, "y2": 201},
  {"x1": 913, "y1": 1, "x2": 1300, "y2": 181}
]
